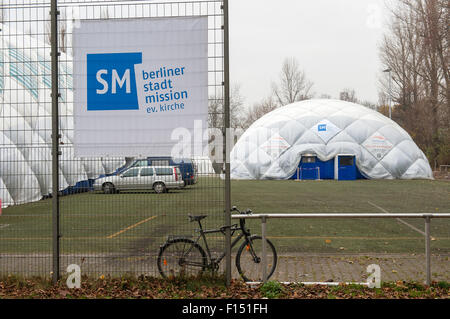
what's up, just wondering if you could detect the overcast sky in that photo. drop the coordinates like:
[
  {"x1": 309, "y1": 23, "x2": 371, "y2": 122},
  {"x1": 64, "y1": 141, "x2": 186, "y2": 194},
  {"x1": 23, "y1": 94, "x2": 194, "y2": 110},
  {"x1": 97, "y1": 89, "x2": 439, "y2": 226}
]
[
  {"x1": 229, "y1": 0, "x2": 391, "y2": 107},
  {"x1": 3, "y1": 0, "x2": 390, "y2": 107}
]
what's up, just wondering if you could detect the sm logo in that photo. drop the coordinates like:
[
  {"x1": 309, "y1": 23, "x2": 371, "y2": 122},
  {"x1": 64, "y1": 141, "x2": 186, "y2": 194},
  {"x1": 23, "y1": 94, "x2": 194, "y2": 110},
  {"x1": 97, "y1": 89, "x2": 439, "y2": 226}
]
[
  {"x1": 87, "y1": 52, "x2": 142, "y2": 111},
  {"x1": 318, "y1": 124, "x2": 327, "y2": 132}
]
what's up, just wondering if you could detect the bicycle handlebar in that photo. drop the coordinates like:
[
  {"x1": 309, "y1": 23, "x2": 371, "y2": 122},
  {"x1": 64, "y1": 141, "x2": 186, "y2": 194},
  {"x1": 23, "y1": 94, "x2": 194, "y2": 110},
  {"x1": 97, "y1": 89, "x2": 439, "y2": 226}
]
[
  {"x1": 230, "y1": 206, "x2": 252, "y2": 236},
  {"x1": 231, "y1": 206, "x2": 252, "y2": 215}
]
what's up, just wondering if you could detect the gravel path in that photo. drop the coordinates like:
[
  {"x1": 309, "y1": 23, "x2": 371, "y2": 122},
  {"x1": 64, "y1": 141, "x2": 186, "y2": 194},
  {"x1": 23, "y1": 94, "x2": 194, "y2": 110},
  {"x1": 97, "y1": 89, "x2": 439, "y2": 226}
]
[{"x1": 1, "y1": 252, "x2": 448, "y2": 283}]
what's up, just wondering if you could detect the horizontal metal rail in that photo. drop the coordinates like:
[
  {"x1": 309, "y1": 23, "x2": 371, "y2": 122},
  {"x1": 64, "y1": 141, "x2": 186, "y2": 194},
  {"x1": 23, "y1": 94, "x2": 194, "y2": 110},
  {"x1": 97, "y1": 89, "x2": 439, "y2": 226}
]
[
  {"x1": 231, "y1": 213, "x2": 450, "y2": 285},
  {"x1": 232, "y1": 213, "x2": 450, "y2": 219}
]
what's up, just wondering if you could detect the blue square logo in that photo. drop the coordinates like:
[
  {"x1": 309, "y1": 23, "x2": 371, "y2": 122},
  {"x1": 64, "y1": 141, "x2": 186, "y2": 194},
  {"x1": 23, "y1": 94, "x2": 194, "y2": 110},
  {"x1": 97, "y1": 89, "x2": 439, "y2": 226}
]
[
  {"x1": 87, "y1": 52, "x2": 142, "y2": 111},
  {"x1": 318, "y1": 124, "x2": 327, "y2": 132}
]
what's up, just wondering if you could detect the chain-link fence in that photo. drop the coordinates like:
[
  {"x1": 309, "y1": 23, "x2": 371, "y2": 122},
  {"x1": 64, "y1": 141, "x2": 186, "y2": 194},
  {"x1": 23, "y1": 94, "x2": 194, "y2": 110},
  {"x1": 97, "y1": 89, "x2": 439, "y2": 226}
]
[
  {"x1": 0, "y1": 0, "x2": 230, "y2": 280},
  {"x1": 1, "y1": 1, "x2": 449, "y2": 286}
]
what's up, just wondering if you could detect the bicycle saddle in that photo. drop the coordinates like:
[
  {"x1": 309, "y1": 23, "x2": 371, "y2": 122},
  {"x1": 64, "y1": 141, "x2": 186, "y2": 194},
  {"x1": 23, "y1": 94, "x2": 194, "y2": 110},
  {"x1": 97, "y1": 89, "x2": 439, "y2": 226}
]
[{"x1": 188, "y1": 215, "x2": 207, "y2": 222}]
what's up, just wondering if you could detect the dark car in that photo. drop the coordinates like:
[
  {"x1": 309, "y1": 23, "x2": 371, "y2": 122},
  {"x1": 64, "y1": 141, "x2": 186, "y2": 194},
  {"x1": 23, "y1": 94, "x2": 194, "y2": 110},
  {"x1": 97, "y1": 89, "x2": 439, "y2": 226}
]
[{"x1": 129, "y1": 157, "x2": 197, "y2": 186}]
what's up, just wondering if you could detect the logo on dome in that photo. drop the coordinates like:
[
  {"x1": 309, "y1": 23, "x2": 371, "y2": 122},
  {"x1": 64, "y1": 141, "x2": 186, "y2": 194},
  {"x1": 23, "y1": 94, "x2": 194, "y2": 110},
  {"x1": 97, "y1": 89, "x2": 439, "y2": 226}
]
[
  {"x1": 363, "y1": 132, "x2": 393, "y2": 160},
  {"x1": 313, "y1": 120, "x2": 341, "y2": 143}
]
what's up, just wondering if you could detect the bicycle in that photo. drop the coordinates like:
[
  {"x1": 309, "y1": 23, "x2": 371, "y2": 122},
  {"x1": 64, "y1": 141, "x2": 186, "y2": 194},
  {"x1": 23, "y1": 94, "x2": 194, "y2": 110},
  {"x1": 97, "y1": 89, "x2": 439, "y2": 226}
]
[{"x1": 157, "y1": 206, "x2": 277, "y2": 282}]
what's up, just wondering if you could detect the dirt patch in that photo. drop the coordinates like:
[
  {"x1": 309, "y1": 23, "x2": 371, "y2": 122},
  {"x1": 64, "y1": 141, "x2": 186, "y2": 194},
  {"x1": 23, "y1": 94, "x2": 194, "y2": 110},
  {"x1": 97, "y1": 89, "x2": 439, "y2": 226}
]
[{"x1": 127, "y1": 223, "x2": 174, "y2": 255}]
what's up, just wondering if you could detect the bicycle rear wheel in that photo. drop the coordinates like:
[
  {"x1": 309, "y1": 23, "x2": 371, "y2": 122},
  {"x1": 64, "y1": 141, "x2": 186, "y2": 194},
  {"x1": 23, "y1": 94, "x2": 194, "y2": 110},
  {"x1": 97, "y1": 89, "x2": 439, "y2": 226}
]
[
  {"x1": 157, "y1": 238, "x2": 207, "y2": 279},
  {"x1": 235, "y1": 235, "x2": 277, "y2": 282}
]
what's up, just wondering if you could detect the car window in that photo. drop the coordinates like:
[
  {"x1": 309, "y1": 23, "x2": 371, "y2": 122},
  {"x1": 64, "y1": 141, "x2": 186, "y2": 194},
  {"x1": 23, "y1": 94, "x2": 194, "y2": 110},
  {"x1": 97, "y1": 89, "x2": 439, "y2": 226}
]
[
  {"x1": 155, "y1": 167, "x2": 173, "y2": 176},
  {"x1": 140, "y1": 167, "x2": 153, "y2": 176},
  {"x1": 137, "y1": 160, "x2": 148, "y2": 167},
  {"x1": 130, "y1": 160, "x2": 147, "y2": 168},
  {"x1": 151, "y1": 160, "x2": 170, "y2": 166},
  {"x1": 123, "y1": 168, "x2": 139, "y2": 177}
]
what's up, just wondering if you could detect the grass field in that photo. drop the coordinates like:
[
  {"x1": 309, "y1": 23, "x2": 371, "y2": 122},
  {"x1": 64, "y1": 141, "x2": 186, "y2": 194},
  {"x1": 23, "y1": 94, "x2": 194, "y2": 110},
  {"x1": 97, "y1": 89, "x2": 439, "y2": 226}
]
[
  {"x1": 0, "y1": 178, "x2": 449, "y2": 254},
  {"x1": 232, "y1": 179, "x2": 450, "y2": 254}
]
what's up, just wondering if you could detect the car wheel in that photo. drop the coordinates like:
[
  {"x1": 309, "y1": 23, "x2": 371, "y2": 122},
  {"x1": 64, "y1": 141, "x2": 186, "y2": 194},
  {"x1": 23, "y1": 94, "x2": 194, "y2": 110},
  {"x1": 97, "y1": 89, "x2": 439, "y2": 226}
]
[
  {"x1": 103, "y1": 182, "x2": 115, "y2": 194},
  {"x1": 153, "y1": 182, "x2": 166, "y2": 194}
]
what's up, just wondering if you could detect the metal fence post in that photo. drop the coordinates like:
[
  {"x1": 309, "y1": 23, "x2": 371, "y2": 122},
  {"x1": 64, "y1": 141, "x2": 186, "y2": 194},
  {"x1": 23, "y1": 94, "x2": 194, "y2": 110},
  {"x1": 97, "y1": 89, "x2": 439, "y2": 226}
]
[
  {"x1": 261, "y1": 215, "x2": 267, "y2": 283},
  {"x1": 232, "y1": 213, "x2": 449, "y2": 284},
  {"x1": 425, "y1": 216, "x2": 431, "y2": 286},
  {"x1": 223, "y1": 0, "x2": 232, "y2": 287},
  {"x1": 0, "y1": 0, "x2": 229, "y2": 281},
  {"x1": 51, "y1": 0, "x2": 60, "y2": 284}
]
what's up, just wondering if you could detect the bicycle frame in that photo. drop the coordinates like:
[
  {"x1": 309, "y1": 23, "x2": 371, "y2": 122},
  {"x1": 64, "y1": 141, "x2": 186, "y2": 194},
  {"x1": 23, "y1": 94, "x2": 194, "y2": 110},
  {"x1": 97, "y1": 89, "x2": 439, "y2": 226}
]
[
  {"x1": 197, "y1": 226, "x2": 247, "y2": 264},
  {"x1": 158, "y1": 207, "x2": 277, "y2": 281},
  {"x1": 181, "y1": 219, "x2": 251, "y2": 267}
]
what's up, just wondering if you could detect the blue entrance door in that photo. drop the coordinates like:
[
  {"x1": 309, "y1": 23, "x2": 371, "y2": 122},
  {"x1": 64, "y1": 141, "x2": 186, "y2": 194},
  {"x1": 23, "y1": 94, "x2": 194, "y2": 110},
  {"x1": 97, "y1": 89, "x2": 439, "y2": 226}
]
[
  {"x1": 337, "y1": 156, "x2": 356, "y2": 180},
  {"x1": 301, "y1": 156, "x2": 319, "y2": 180}
]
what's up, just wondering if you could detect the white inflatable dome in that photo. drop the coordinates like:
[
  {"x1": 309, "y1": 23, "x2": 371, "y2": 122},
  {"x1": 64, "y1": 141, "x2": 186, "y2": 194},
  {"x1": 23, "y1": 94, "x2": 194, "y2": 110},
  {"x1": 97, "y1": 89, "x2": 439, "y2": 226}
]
[
  {"x1": 0, "y1": 24, "x2": 125, "y2": 208},
  {"x1": 0, "y1": 23, "x2": 216, "y2": 208},
  {"x1": 230, "y1": 99, "x2": 433, "y2": 180}
]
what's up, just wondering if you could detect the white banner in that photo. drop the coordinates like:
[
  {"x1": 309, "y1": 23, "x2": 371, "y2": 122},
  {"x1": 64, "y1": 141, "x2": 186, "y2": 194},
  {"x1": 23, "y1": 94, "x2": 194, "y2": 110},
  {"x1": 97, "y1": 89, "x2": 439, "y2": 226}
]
[
  {"x1": 73, "y1": 17, "x2": 208, "y2": 157},
  {"x1": 363, "y1": 132, "x2": 394, "y2": 160}
]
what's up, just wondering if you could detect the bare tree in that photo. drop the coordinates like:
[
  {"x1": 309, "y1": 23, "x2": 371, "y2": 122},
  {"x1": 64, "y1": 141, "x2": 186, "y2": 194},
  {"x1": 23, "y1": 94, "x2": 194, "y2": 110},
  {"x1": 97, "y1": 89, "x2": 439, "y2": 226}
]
[
  {"x1": 319, "y1": 93, "x2": 332, "y2": 99},
  {"x1": 379, "y1": 0, "x2": 449, "y2": 165},
  {"x1": 339, "y1": 88, "x2": 358, "y2": 103},
  {"x1": 239, "y1": 58, "x2": 313, "y2": 129},
  {"x1": 242, "y1": 96, "x2": 278, "y2": 129},
  {"x1": 272, "y1": 57, "x2": 313, "y2": 106},
  {"x1": 208, "y1": 84, "x2": 245, "y2": 130},
  {"x1": 360, "y1": 100, "x2": 377, "y2": 110},
  {"x1": 207, "y1": 84, "x2": 245, "y2": 173}
]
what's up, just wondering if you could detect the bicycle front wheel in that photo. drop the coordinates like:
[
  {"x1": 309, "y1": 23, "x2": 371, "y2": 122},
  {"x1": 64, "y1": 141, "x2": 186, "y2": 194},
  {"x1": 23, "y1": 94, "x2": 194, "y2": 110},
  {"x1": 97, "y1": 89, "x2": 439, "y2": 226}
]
[
  {"x1": 235, "y1": 235, "x2": 277, "y2": 282},
  {"x1": 157, "y1": 238, "x2": 207, "y2": 279}
]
